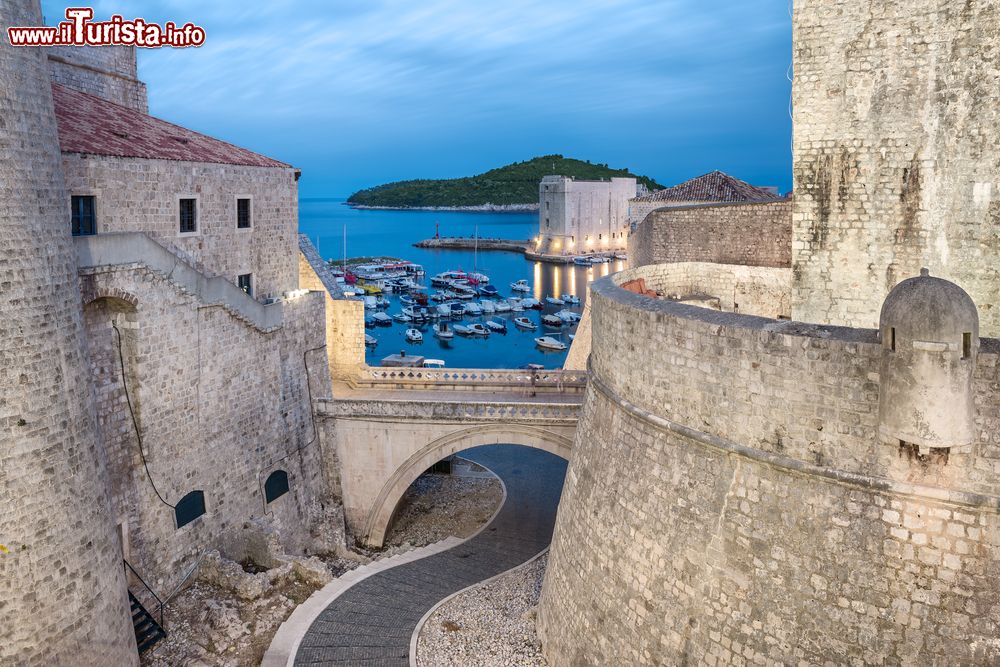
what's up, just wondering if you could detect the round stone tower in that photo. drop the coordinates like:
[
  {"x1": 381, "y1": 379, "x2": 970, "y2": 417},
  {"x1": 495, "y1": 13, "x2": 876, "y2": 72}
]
[
  {"x1": 0, "y1": 1, "x2": 137, "y2": 664},
  {"x1": 878, "y1": 268, "x2": 979, "y2": 453}
]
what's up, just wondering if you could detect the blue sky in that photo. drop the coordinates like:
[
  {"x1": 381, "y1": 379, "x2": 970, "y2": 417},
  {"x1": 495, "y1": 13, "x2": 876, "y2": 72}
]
[{"x1": 43, "y1": 1, "x2": 793, "y2": 197}]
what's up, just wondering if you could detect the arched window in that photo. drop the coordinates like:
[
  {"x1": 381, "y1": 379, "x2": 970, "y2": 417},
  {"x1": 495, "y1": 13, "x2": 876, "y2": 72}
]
[
  {"x1": 175, "y1": 490, "x2": 206, "y2": 528},
  {"x1": 264, "y1": 470, "x2": 289, "y2": 504}
]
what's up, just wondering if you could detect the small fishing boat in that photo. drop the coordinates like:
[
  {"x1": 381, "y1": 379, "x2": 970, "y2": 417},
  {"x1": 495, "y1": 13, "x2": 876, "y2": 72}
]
[
  {"x1": 464, "y1": 302, "x2": 482, "y2": 316},
  {"x1": 453, "y1": 287, "x2": 476, "y2": 300},
  {"x1": 542, "y1": 314, "x2": 564, "y2": 328},
  {"x1": 405, "y1": 328, "x2": 423, "y2": 343},
  {"x1": 372, "y1": 312, "x2": 392, "y2": 326},
  {"x1": 402, "y1": 306, "x2": 423, "y2": 321},
  {"x1": 560, "y1": 294, "x2": 580, "y2": 305},
  {"x1": 392, "y1": 312, "x2": 412, "y2": 323},
  {"x1": 400, "y1": 294, "x2": 416, "y2": 307},
  {"x1": 545, "y1": 296, "x2": 565, "y2": 306},
  {"x1": 481, "y1": 300, "x2": 496, "y2": 314},
  {"x1": 494, "y1": 301, "x2": 512, "y2": 313},
  {"x1": 467, "y1": 323, "x2": 490, "y2": 336},
  {"x1": 449, "y1": 303, "x2": 465, "y2": 319},
  {"x1": 365, "y1": 334, "x2": 378, "y2": 346},
  {"x1": 479, "y1": 284, "x2": 499, "y2": 297},
  {"x1": 513, "y1": 317, "x2": 537, "y2": 330},
  {"x1": 521, "y1": 298, "x2": 542, "y2": 310},
  {"x1": 555, "y1": 310, "x2": 582, "y2": 323},
  {"x1": 535, "y1": 336, "x2": 567, "y2": 351},
  {"x1": 510, "y1": 279, "x2": 531, "y2": 293},
  {"x1": 573, "y1": 256, "x2": 592, "y2": 266},
  {"x1": 453, "y1": 324, "x2": 472, "y2": 335},
  {"x1": 433, "y1": 323, "x2": 454, "y2": 340},
  {"x1": 485, "y1": 318, "x2": 507, "y2": 332}
]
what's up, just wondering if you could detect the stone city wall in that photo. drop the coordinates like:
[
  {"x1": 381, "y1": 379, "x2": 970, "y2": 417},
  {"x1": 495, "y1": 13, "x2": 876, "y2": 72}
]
[
  {"x1": 47, "y1": 45, "x2": 148, "y2": 112},
  {"x1": 62, "y1": 154, "x2": 299, "y2": 300},
  {"x1": 0, "y1": 3, "x2": 137, "y2": 662},
  {"x1": 538, "y1": 265, "x2": 1000, "y2": 665},
  {"x1": 628, "y1": 199, "x2": 792, "y2": 269},
  {"x1": 792, "y1": 0, "x2": 1000, "y2": 335},
  {"x1": 78, "y1": 263, "x2": 333, "y2": 600}
]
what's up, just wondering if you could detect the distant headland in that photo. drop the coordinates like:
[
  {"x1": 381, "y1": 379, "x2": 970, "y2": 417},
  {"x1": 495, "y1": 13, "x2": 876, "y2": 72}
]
[{"x1": 346, "y1": 154, "x2": 663, "y2": 210}]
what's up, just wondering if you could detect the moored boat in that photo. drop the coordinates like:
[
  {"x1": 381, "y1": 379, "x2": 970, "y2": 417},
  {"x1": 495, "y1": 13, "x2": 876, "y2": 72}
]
[
  {"x1": 464, "y1": 302, "x2": 482, "y2": 315},
  {"x1": 560, "y1": 294, "x2": 580, "y2": 305},
  {"x1": 521, "y1": 298, "x2": 542, "y2": 310},
  {"x1": 513, "y1": 317, "x2": 537, "y2": 330},
  {"x1": 372, "y1": 312, "x2": 392, "y2": 326},
  {"x1": 534, "y1": 336, "x2": 567, "y2": 351},
  {"x1": 555, "y1": 310, "x2": 582, "y2": 323},
  {"x1": 392, "y1": 312, "x2": 412, "y2": 323},
  {"x1": 486, "y1": 318, "x2": 507, "y2": 332},
  {"x1": 479, "y1": 284, "x2": 499, "y2": 297},
  {"x1": 365, "y1": 334, "x2": 378, "y2": 346},
  {"x1": 510, "y1": 279, "x2": 531, "y2": 292},
  {"x1": 433, "y1": 323, "x2": 454, "y2": 340},
  {"x1": 481, "y1": 300, "x2": 496, "y2": 314},
  {"x1": 542, "y1": 314, "x2": 564, "y2": 328},
  {"x1": 495, "y1": 301, "x2": 512, "y2": 313},
  {"x1": 405, "y1": 328, "x2": 423, "y2": 342},
  {"x1": 467, "y1": 323, "x2": 490, "y2": 336},
  {"x1": 545, "y1": 296, "x2": 565, "y2": 306},
  {"x1": 573, "y1": 256, "x2": 592, "y2": 266}
]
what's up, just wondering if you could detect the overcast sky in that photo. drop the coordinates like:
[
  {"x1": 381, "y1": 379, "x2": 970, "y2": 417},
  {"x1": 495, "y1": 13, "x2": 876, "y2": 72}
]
[{"x1": 43, "y1": 0, "x2": 793, "y2": 197}]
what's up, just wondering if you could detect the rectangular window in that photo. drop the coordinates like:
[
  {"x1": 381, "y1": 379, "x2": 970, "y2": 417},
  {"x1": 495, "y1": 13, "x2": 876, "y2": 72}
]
[
  {"x1": 71, "y1": 195, "x2": 96, "y2": 236},
  {"x1": 236, "y1": 198, "x2": 251, "y2": 229},
  {"x1": 890, "y1": 327, "x2": 896, "y2": 352},
  {"x1": 545, "y1": 217, "x2": 550, "y2": 228},
  {"x1": 963, "y1": 332, "x2": 972, "y2": 359},
  {"x1": 179, "y1": 198, "x2": 197, "y2": 234},
  {"x1": 237, "y1": 273, "x2": 253, "y2": 297}
]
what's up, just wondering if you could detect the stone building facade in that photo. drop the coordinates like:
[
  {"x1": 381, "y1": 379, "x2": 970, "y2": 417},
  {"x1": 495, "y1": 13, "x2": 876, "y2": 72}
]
[
  {"x1": 1, "y1": 12, "x2": 343, "y2": 663},
  {"x1": 536, "y1": 175, "x2": 637, "y2": 255},
  {"x1": 791, "y1": 0, "x2": 1000, "y2": 336}
]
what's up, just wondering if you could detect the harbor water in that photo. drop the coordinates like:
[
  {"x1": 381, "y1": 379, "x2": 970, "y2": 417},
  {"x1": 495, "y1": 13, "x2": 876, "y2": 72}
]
[{"x1": 298, "y1": 197, "x2": 625, "y2": 369}]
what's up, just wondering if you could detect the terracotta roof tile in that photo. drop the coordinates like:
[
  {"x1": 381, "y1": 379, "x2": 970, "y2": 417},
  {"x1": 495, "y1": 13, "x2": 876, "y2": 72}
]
[
  {"x1": 51, "y1": 84, "x2": 289, "y2": 168},
  {"x1": 635, "y1": 170, "x2": 778, "y2": 203}
]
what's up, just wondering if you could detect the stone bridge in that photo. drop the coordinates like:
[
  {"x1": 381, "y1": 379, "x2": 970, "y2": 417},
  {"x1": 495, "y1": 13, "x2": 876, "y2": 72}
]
[{"x1": 320, "y1": 367, "x2": 586, "y2": 547}]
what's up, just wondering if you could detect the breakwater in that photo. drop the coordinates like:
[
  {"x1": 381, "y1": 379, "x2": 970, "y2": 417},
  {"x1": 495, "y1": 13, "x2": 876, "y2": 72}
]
[{"x1": 414, "y1": 237, "x2": 530, "y2": 252}]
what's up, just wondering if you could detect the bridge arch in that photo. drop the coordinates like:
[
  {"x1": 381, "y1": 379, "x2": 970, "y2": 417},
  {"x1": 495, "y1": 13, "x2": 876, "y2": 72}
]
[{"x1": 362, "y1": 423, "x2": 573, "y2": 547}]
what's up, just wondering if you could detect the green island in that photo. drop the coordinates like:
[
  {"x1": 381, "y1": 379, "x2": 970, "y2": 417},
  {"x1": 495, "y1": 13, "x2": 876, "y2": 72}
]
[{"x1": 346, "y1": 154, "x2": 663, "y2": 209}]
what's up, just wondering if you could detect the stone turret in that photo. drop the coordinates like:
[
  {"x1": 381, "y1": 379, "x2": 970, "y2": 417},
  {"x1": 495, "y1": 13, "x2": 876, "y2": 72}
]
[
  {"x1": 878, "y1": 269, "x2": 979, "y2": 453},
  {"x1": 0, "y1": 1, "x2": 137, "y2": 663}
]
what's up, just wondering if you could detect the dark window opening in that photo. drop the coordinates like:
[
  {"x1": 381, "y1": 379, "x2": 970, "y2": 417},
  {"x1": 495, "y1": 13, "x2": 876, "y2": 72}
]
[
  {"x1": 175, "y1": 490, "x2": 206, "y2": 528},
  {"x1": 238, "y1": 273, "x2": 253, "y2": 297},
  {"x1": 237, "y1": 198, "x2": 251, "y2": 229},
  {"x1": 71, "y1": 195, "x2": 96, "y2": 236},
  {"x1": 179, "y1": 198, "x2": 197, "y2": 233},
  {"x1": 963, "y1": 332, "x2": 972, "y2": 359},
  {"x1": 890, "y1": 327, "x2": 896, "y2": 351},
  {"x1": 264, "y1": 470, "x2": 289, "y2": 503},
  {"x1": 545, "y1": 217, "x2": 550, "y2": 228}
]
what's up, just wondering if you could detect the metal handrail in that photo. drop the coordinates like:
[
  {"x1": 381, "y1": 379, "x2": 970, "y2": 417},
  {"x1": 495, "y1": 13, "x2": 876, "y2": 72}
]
[{"x1": 123, "y1": 559, "x2": 165, "y2": 628}]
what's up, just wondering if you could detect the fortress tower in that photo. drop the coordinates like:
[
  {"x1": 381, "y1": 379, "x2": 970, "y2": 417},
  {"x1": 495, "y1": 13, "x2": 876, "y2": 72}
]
[{"x1": 0, "y1": 1, "x2": 137, "y2": 663}]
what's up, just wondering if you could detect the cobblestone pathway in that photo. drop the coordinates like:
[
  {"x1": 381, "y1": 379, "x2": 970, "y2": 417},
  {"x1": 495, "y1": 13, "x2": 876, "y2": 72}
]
[{"x1": 294, "y1": 444, "x2": 568, "y2": 666}]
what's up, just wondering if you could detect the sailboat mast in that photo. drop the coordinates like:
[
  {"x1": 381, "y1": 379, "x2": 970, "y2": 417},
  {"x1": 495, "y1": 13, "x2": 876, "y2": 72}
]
[
  {"x1": 343, "y1": 224, "x2": 347, "y2": 267},
  {"x1": 474, "y1": 225, "x2": 478, "y2": 273}
]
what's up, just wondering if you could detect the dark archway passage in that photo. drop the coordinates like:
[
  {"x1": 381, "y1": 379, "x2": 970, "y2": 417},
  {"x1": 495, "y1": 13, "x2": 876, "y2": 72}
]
[{"x1": 293, "y1": 444, "x2": 568, "y2": 666}]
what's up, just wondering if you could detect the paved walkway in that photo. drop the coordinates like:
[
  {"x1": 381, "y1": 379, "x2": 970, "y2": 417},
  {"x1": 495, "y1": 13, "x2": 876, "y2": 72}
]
[{"x1": 293, "y1": 444, "x2": 568, "y2": 666}]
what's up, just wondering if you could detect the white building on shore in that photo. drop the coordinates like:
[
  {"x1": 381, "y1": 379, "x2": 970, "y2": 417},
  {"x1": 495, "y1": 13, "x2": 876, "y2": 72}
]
[{"x1": 535, "y1": 175, "x2": 640, "y2": 256}]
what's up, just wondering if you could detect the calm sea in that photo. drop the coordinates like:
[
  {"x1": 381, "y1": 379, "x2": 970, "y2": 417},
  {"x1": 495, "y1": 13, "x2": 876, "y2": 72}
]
[{"x1": 298, "y1": 197, "x2": 624, "y2": 369}]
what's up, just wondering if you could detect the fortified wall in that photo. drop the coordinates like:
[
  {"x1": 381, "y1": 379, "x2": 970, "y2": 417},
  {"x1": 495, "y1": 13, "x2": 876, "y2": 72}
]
[
  {"x1": 792, "y1": 0, "x2": 1000, "y2": 335},
  {"x1": 48, "y1": 44, "x2": 148, "y2": 112},
  {"x1": 627, "y1": 199, "x2": 791, "y2": 269},
  {"x1": 540, "y1": 266, "x2": 1000, "y2": 665}
]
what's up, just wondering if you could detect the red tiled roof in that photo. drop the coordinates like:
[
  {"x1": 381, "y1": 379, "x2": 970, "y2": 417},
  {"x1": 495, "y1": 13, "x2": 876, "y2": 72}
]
[
  {"x1": 51, "y1": 84, "x2": 289, "y2": 168},
  {"x1": 635, "y1": 170, "x2": 778, "y2": 203}
]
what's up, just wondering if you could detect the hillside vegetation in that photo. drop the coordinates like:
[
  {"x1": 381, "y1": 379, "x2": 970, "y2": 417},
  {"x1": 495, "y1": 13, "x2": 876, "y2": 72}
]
[{"x1": 346, "y1": 155, "x2": 663, "y2": 208}]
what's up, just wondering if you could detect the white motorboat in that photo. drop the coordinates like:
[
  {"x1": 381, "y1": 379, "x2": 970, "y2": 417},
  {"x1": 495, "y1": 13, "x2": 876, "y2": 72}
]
[
  {"x1": 392, "y1": 312, "x2": 412, "y2": 323},
  {"x1": 464, "y1": 302, "x2": 482, "y2": 315},
  {"x1": 364, "y1": 296, "x2": 378, "y2": 310},
  {"x1": 400, "y1": 294, "x2": 416, "y2": 306},
  {"x1": 453, "y1": 324, "x2": 472, "y2": 335},
  {"x1": 509, "y1": 298, "x2": 524, "y2": 312},
  {"x1": 481, "y1": 300, "x2": 496, "y2": 314},
  {"x1": 560, "y1": 294, "x2": 580, "y2": 305},
  {"x1": 485, "y1": 318, "x2": 507, "y2": 332},
  {"x1": 545, "y1": 296, "x2": 565, "y2": 306},
  {"x1": 590, "y1": 255, "x2": 611, "y2": 264},
  {"x1": 510, "y1": 279, "x2": 531, "y2": 293},
  {"x1": 375, "y1": 296, "x2": 390, "y2": 308},
  {"x1": 542, "y1": 314, "x2": 564, "y2": 328},
  {"x1": 365, "y1": 334, "x2": 378, "y2": 346},
  {"x1": 535, "y1": 336, "x2": 567, "y2": 351},
  {"x1": 521, "y1": 298, "x2": 542, "y2": 310},
  {"x1": 513, "y1": 317, "x2": 537, "y2": 330},
  {"x1": 433, "y1": 323, "x2": 454, "y2": 340},
  {"x1": 437, "y1": 304, "x2": 452, "y2": 317},
  {"x1": 405, "y1": 328, "x2": 423, "y2": 342},
  {"x1": 494, "y1": 300, "x2": 511, "y2": 313},
  {"x1": 573, "y1": 256, "x2": 593, "y2": 266},
  {"x1": 555, "y1": 310, "x2": 582, "y2": 323},
  {"x1": 371, "y1": 312, "x2": 392, "y2": 326},
  {"x1": 467, "y1": 323, "x2": 490, "y2": 336}
]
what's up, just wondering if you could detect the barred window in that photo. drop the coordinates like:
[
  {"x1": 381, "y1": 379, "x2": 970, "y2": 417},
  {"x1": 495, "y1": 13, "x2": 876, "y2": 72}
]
[{"x1": 179, "y1": 198, "x2": 197, "y2": 233}]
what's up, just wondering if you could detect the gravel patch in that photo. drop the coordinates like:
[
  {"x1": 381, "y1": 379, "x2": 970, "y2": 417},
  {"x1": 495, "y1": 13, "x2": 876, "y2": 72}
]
[
  {"x1": 416, "y1": 554, "x2": 549, "y2": 667},
  {"x1": 382, "y1": 463, "x2": 503, "y2": 551}
]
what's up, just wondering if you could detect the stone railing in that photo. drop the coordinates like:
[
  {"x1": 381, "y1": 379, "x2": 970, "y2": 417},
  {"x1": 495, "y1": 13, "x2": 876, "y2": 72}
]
[
  {"x1": 351, "y1": 366, "x2": 589, "y2": 394},
  {"x1": 76, "y1": 232, "x2": 285, "y2": 331},
  {"x1": 318, "y1": 397, "x2": 582, "y2": 422}
]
